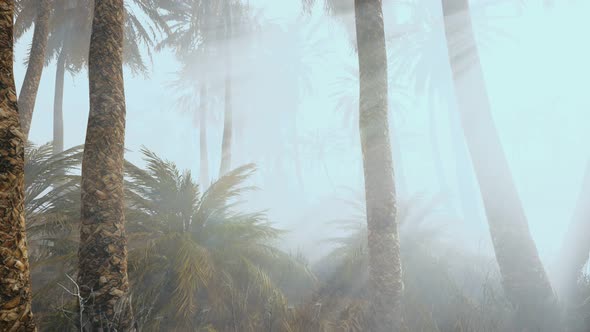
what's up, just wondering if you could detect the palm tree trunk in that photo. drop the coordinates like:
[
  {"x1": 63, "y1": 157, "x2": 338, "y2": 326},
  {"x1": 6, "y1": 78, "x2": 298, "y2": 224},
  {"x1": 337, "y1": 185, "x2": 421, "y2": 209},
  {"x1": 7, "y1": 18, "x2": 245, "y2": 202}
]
[
  {"x1": 0, "y1": 1, "x2": 37, "y2": 330},
  {"x1": 18, "y1": 0, "x2": 51, "y2": 140},
  {"x1": 219, "y1": 5, "x2": 233, "y2": 177},
  {"x1": 354, "y1": 0, "x2": 402, "y2": 330},
  {"x1": 441, "y1": 0, "x2": 558, "y2": 329},
  {"x1": 52, "y1": 50, "x2": 65, "y2": 155},
  {"x1": 78, "y1": 0, "x2": 133, "y2": 330},
  {"x1": 199, "y1": 85, "x2": 209, "y2": 187},
  {"x1": 555, "y1": 160, "x2": 590, "y2": 303},
  {"x1": 220, "y1": 74, "x2": 233, "y2": 177}
]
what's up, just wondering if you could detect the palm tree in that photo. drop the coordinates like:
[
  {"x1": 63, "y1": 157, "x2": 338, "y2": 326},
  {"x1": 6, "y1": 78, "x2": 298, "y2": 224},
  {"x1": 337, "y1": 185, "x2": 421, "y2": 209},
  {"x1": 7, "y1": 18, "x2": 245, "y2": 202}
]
[
  {"x1": 161, "y1": 0, "x2": 213, "y2": 188},
  {"x1": 15, "y1": 0, "x2": 167, "y2": 153},
  {"x1": 199, "y1": 85, "x2": 210, "y2": 186},
  {"x1": 440, "y1": 0, "x2": 558, "y2": 329},
  {"x1": 77, "y1": 0, "x2": 133, "y2": 329},
  {"x1": 161, "y1": 0, "x2": 250, "y2": 178},
  {"x1": 49, "y1": 0, "x2": 166, "y2": 154},
  {"x1": 125, "y1": 149, "x2": 314, "y2": 331},
  {"x1": 0, "y1": 0, "x2": 37, "y2": 329},
  {"x1": 23, "y1": 146, "x2": 313, "y2": 330},
  {"x1": 219, "y1": 1, "x2": 234, "y2": 176},
  {"x1": 353, "y1": 0, "x2": 402, "y2": 330},
  {"x1": 168, "y1": 61, "x2": 213, "y2": 189},
  {"x1": 22, "y1": 144, "x2": 82, "y2": 324},
  {"x1": 16, "y1": 0, "x2": 51, "y2": 139}
]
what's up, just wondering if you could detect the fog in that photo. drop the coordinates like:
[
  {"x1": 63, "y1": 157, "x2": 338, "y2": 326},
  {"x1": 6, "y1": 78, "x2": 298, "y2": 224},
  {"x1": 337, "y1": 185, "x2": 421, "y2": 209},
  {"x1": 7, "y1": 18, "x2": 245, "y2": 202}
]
[{"x1": 9, "y1": 0, "x2": 590, "y2": 330}]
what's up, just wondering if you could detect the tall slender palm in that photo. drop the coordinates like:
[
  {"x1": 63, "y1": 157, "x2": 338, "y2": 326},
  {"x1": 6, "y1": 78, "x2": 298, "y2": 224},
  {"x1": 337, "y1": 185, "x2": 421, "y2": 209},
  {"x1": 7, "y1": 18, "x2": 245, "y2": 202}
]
[
  {"x1": 354, "y1": 0, "x2": 402, "y2": 330},
  {"x1": 219, "y1": 1, "x2": 234, "y2": 176},
  {"x1": 441, "y1": 0, "x2": 557, "y2": 329},
  {"x1": 162, "y1": 0, "x2": 213, "y2": 188},
  {"x1": 161, "y1": 0, "x2": 247, "y2": 178},
  {"x1": 16, "y1": 0, "x2": 166, "y2": 153},
  {"x1": 77, "y1": 0, "x2": 132, "y2": 329},
  {"x1": 48, "y1": 0, "x2": 166, "y2": 154},
  {"x1": 16, "y1": 0, "x2": 51, "y2": 140},
  {"x1": 0, "y1": 1, "x2": 37, "y2": 330},
  {"x1": 199, "y1": 85, "x2": 210, "y2": 186}
]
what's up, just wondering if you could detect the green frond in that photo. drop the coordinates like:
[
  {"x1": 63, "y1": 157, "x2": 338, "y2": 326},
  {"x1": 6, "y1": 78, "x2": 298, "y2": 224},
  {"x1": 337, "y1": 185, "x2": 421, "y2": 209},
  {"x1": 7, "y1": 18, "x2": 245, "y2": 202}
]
[{"x1": 170, "y1": 234, "x2": 215, "y2": 319}]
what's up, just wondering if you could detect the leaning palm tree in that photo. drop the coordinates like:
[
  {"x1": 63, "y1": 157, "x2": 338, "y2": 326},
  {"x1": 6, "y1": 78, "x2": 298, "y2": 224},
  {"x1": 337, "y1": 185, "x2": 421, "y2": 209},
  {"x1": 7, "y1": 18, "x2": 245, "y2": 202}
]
[
  {"x1": 353, "y1": 0, "x2": 402, "y2": 331},
  {"x1": 0, "y1": 0, "x2": 37, "y2": 330},
  {"x1": 440, "y1": 0, "x2": 558, "y2": 330},
  {"x1": 15, "y1": 0, "x2": 51, "y2": 139},
  {"x1": 15, "y1": 0, "x2": 168, "y2": 153},
  {"x1": 161, "y1": 0, "x2": 250, "y2": 177},
  {"x1": 77, "y1": 0, "x2": 133, "y2": 329},
  {"x1": 555, "y1": 160, "x2": 590, "y2": 304}
]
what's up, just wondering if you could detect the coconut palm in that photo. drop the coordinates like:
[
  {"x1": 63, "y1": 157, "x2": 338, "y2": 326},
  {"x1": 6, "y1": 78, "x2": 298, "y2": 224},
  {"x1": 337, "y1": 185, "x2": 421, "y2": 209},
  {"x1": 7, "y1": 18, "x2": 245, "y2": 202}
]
[
  {"x1": 77, "y1": 0, "x2": 133, "y2": 329},
  {"x1": 353, "y1": 1, "x2": 402, "y2": 330},
  {"x1": 0, "y1": 0, "x2": 37, "y2": 329},
  {"x1": 440, "y1": 1, "x2": 558, "y2": 329}
]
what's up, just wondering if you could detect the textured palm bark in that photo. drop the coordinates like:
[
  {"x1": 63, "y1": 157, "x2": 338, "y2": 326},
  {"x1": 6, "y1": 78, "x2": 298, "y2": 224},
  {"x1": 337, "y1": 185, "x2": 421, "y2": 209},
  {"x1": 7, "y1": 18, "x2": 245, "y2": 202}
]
[
  {"x1": 52, "y1": 51, "x2": 65, "y2": 155},
  {"x1": 0, "y1": 1, "x2": 37, "y2": 331},
  {"x1": 555, "y1": 160, "x2": 590, "y2": 303},
  {"x1": 78, "y1": 0, "x2": 133, "y2": 330},
  {"x1": 18, "y1": 0, "x2": 51, "y2": 140},
  {"x1": 219, "y1": 4, "x2": 233, "y2": 177},
  {"x1": 354, "y1": 1, "x2": 403, "y2": 331},
  {"x1": 441, "y1": 0, "x2": 558, "y2": 329},
  {"x1": 199, "y1": 85, "x2": 209, "y2": 186}
]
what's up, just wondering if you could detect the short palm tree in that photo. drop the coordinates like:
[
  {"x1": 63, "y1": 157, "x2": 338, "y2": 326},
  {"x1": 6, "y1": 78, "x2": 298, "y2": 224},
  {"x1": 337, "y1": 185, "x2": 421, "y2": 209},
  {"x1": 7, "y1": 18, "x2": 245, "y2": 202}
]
[
  {"x1": 23, "y1": 143, "x2": 82, "y2": 320},
  {"x1": 14, "y1": 0, "x2": 51, "y2": 139},
  {"x1": 126, "y1": 148, "x2": 314, "y2": 331},
  {"x1": 26, "y1": 146, "x2": 314, "y2": 331}
]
